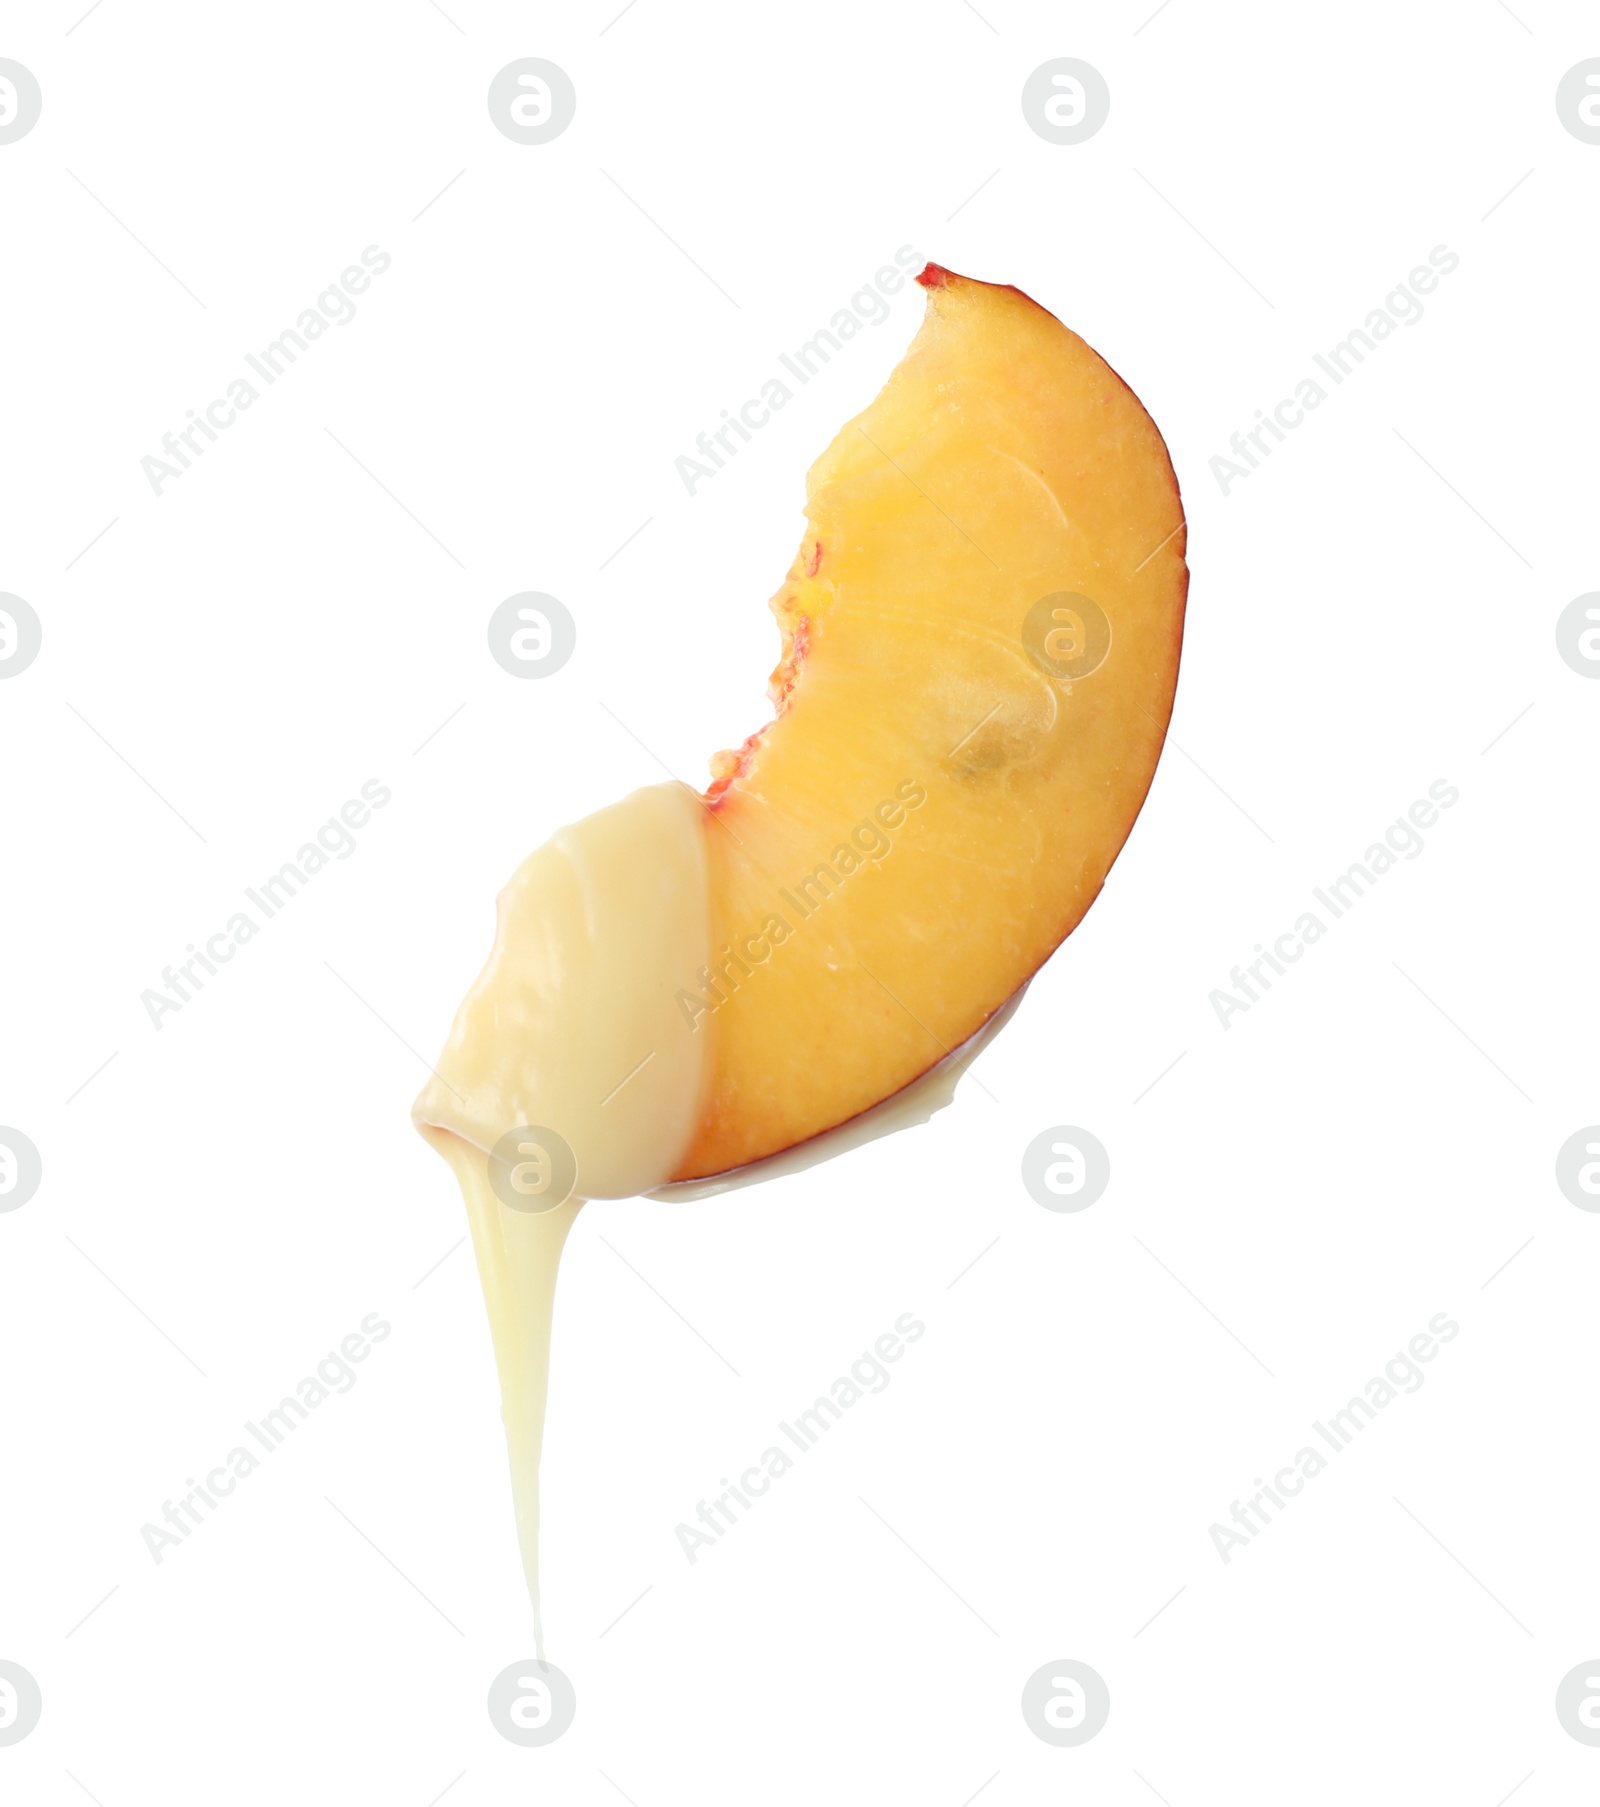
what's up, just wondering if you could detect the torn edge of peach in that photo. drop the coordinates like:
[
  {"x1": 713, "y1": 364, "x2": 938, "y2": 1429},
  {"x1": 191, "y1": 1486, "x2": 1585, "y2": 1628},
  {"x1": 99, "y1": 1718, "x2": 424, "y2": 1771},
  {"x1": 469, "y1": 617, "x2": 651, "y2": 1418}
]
[{"x1": 705, "y1": 559, "x2": 819, "y2": 805}]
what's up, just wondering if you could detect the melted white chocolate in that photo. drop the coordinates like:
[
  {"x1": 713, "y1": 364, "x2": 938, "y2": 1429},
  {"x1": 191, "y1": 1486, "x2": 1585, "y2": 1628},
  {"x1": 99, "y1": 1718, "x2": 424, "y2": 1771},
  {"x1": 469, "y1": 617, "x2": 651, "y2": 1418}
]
[
  {"x1": 413, "y1": 780, "x2": 1014, "y2": 1647},
  {"x1": 421, "y1": 1136, "x2": 581, "y2": 1656},
  {"x1": 414, "y1": 782, "x2": 713, "y2": 1200},
  {"x1": 413, "y1": 783, "x2": 712, "y2": 1643}
]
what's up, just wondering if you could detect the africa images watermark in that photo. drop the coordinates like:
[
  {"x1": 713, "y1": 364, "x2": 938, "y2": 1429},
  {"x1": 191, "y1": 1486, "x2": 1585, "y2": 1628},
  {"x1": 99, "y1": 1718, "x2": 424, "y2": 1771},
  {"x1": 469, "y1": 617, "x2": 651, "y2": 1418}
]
[
  {"x1": 674, "y1": 779, "x2": 927, "y2": 1030},
  {"x1": 675, "y1": 1311, "x2": 925, "y2": 1564},
  {"x1": 140, "y1": 1312, "x2": 391, "y2": 1564},
  {"x1": 141, "y1": 779, "x2": 390, "y2": 1028},
  {"x1": 674, "y1": 246, "x2": 923, "y2": 496},
  {"x1": 1209, "y1": 1312, "x2": 1459, "y2": 1564},
  {"x1": 1210, "y1": 778, "x2": 1458, "y2": 1029},
  {"x1": 140, "y1": 245, "x2": 393, "y2": 496},
  {"x1": 1210, "y1": 245, "x2": 1460, "y2": 496}
]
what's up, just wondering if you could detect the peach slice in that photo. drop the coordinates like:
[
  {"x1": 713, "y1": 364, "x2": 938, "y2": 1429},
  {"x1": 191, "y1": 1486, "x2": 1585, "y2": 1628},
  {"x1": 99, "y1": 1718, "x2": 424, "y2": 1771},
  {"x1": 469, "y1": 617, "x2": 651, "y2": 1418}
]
[
  {"x1": 674, "y1": 263, "x2": 1187, "y2": 1177},
  {"x1": 413, "y1": 264, "x2": 1185, "y2": 1642}
]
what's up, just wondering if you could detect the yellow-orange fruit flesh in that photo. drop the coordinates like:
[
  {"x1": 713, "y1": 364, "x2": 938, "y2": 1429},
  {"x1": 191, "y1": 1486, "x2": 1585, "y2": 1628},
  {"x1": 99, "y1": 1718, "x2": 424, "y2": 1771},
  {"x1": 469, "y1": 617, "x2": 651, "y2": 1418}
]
[{"x1": 674, "y1": 267, "x2": 1187, "y2": 1180}]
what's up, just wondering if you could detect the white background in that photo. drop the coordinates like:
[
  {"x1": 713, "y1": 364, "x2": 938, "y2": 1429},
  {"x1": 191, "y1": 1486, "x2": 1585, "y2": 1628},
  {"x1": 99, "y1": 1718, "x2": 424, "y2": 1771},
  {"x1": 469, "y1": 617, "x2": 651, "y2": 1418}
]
[{"x1": 2, "y1": 1, "x2": 1597, "y2": 1801}]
